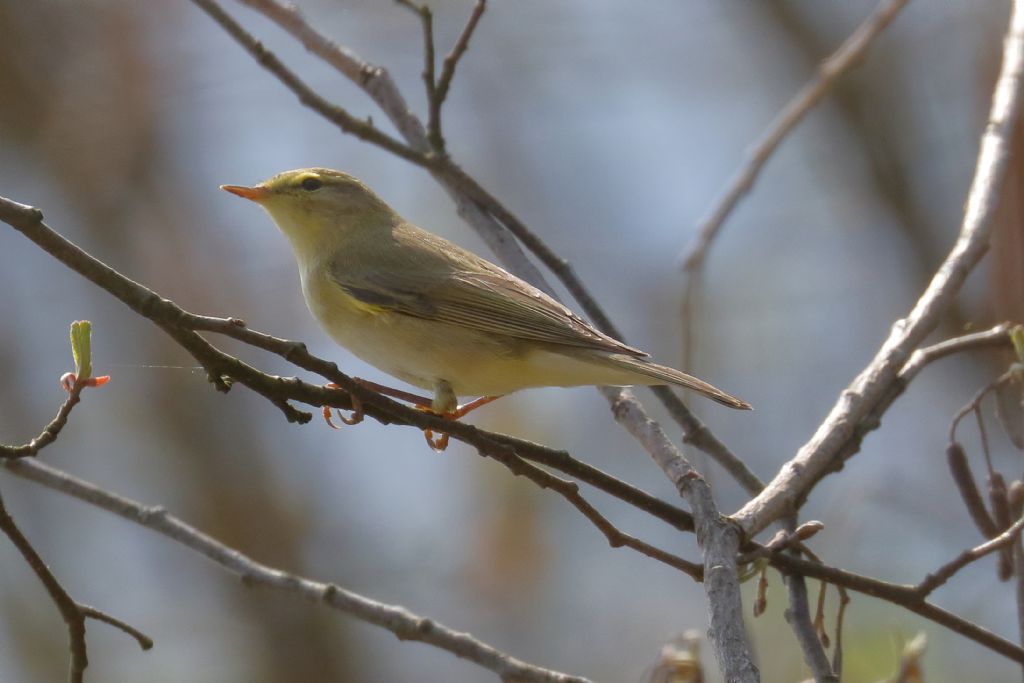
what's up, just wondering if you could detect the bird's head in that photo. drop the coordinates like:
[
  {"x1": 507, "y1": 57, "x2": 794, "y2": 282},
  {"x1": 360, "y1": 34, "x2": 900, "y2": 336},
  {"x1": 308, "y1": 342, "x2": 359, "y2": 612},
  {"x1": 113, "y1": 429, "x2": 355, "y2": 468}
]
[{"x1": 221, "y1": 168, "x2": 398, "y2": 260}]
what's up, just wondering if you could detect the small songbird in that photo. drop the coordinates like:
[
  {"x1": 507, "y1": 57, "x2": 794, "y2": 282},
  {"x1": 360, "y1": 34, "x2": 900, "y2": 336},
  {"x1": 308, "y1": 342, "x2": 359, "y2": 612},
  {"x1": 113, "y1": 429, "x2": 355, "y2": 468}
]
[{"x1": 222, "y1": 168, "x2": 749, "y2": 446}]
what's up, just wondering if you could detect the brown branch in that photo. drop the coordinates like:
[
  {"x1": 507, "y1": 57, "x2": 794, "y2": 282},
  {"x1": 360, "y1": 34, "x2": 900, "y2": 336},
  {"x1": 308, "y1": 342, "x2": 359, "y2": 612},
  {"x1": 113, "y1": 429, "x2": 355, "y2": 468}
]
[
  {"x1": 395, "y1": 0, "x2": 438, "y2": 144},
  {"x1": 1, "y1": 379, "x2": 87, "y2": 459},
  {"x1": 473, "y1": 440, "x2": 702, "y2": 579},
  {"x1": 5, "y1": 440, "x2": 1021, "y2": 666},
  {"x1": 431, "y1": 0, "x2": 486, "y2": 151},
  {"x1": 768, "y1": 552, "x2": 1024, "y2": 663},
  {"x1": 0, "y1": 193, "x2": 756, "y2": 677},
  {"x1": 735, "y1": 0, "x2": 1024, "y2": 537},
  {"x1": 0, "y1": 195, "x2": 703, "y2": 580},
  {"x1": 0, "y1": 488, "x2": 151, "y2": 683},
  {"x1": 1, "y1": 459, "x2": 587, "y2": 683},
  {"x1": 608, "y1": 389, "x2": 759, "y2": 681},
  {"x1": 680, "y1": 0, "x2": 912, "y2": 272},
  {"x1": 191, "y1": 0, "x2": 427, "y2": 166},
  {"x1": 916, "y1": 513, "x2": 1024, "y2": 597},
  {"x1": 950, "y1": 367, "x2": 1018, "y2": 444}
]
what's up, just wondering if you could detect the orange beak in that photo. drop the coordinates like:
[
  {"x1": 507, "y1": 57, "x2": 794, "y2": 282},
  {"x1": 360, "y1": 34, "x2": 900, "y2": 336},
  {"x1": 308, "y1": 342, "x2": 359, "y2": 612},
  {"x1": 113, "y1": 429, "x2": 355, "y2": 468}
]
[{"x1": 220, "y1": 184, "x2": 269, "y2": 202}]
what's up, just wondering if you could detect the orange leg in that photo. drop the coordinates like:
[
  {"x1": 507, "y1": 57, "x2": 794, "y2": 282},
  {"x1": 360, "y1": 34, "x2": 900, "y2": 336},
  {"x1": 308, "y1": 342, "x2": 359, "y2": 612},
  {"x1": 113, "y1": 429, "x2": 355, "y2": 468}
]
[
  {"x1": 420, "y1": 395, "x2": 502, "y2": 452},
  {"x1": 321, "y1": 380, "x2": 502, "y2": 452}
]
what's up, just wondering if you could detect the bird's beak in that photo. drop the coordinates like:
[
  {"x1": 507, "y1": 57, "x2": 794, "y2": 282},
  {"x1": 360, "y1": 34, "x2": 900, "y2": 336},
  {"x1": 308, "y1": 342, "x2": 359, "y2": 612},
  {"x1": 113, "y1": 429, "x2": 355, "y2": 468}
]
[{"x1": 220, "y1": 184, "x2": 269, "y2": 202}]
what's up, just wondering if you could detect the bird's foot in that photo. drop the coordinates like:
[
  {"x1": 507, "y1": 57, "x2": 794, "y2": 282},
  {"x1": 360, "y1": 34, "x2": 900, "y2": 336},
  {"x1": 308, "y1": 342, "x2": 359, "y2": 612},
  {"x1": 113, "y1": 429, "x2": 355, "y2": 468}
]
[
  {"x1": 322, "y1": 379, "x2": 434, "y2": 429},
  {"x1": 322, "y1": 382, "x2": 365, "y2": 428},
  {"x1": 320, "y1": 380, "x2": 500, "y2": 453},
  {"x1": 419, "y1": 395, "x2": 501, "y2": 452}
]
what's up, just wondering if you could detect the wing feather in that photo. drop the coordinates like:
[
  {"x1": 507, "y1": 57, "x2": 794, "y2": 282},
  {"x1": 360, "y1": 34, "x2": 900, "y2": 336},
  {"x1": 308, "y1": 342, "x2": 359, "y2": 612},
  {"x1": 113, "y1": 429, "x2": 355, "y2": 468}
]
[{"x1": 328, "y1": 228, "x2": 645, "y2": 357}]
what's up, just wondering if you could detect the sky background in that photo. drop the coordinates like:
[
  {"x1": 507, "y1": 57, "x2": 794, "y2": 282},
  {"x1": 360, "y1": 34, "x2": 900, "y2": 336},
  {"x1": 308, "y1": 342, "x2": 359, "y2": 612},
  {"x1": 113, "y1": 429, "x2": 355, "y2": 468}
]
[{"x1": 0, "y1": 0, "x2": 1021, "y2": 681}]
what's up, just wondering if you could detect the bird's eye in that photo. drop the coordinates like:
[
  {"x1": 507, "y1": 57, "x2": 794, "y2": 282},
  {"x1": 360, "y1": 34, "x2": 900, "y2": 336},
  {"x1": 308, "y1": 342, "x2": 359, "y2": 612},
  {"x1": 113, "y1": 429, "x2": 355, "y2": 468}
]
[{"x1": 300, "y1": 177, "x2": 323, "y2": 191}]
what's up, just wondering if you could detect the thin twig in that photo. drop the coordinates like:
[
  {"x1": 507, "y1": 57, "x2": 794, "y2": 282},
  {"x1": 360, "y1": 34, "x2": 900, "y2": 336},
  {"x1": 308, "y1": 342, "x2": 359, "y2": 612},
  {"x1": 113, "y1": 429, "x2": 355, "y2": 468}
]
[
  {"x1": 192, "y1": 0, "x2": 426, "y2": 166},
  {"x1": 735, "y1": 0, "x2": 1024, "y2": 537},
  {"x1": 916, "y1": 513, "x2": 1024, "y2": 597},
  {"x1": 0, "y1": 488, "x2": 151, "y2": 683},
  {"x1": 395, "y1": 0, "x2": 439, "y2": 143},
  {"x1": 680, "y1": 0, "x2": 911, "y2": 272},
  {"x1": 1, "y1": 380, "x2": 88, "y2": 459},
  {"x1": 475, "y1": 440, "x2": 703, "y2": 579},
  {"x1": 430, "y1": 0, "x2": 486, "y2": 151},
  {"x1": 777, "y1": 516, "x2": 836, "y2": 683},
  {"x1": 1, "y1": 459, "x2": 588, "y2": 683},
  {"x1": 768, "y1": 552, "x2": 1024, "y2": 662}
]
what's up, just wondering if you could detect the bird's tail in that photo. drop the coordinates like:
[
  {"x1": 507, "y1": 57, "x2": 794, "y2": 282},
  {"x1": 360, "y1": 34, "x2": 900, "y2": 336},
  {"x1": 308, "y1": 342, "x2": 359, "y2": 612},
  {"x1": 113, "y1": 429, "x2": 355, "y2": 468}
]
[{"x1": 606, "y1": 355, "x2": 751, "y2": 410}]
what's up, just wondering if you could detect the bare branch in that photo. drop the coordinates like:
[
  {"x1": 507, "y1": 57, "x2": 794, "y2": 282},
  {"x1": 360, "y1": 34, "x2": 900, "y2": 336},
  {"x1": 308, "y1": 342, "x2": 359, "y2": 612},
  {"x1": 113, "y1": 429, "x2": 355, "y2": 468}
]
[
  {"x1": 0, "y1": 195, "x2": 705, "y2": 581},
  {"x1": 0, "y1": 488, "x2": 151, "y2": 683},
  {"x1": 608, "y1": 389, "x2": 759, "y2": 682},
  {"x1": 735, "y1": 0, "x2": 1024, "y2": 537},
  {"x1": 680, "y1": 0, "x2": 911, "y2": 272},
  {"x1": 2, "y1": 459, "x2": 588, "y2": 683},
  {"x1": 1, "y1": 379, "x2": 88, "y2": 459},
  {"x1": 395, "y1": 0, "x2": 439, "y2": 142},
  {"x1": 784, "y1": 568, "x2": 837, "y2": 683},
  {"x1": 191, "y1": 0, "x2": 426, "y2": 165},
  {"x1": 916, "y1": 513, "x2": 1024, "y2": 597},
  {"x1": 769, "y1": 552, "x2": 1024, "y2": 662},
  {"x1": 431, "y1": 0, "x2": 486, "y2": 150}
]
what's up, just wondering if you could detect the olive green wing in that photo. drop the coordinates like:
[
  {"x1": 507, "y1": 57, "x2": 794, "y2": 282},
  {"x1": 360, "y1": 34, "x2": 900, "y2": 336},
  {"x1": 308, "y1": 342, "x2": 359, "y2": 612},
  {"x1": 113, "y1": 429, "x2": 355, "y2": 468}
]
[{"x1": 328, "y1": 247, "x2": 646, "y2": 357}]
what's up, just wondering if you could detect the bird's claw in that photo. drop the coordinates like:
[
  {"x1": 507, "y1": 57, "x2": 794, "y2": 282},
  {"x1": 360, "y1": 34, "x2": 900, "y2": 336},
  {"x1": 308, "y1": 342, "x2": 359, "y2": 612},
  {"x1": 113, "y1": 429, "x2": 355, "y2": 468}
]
[
  {"x1": 322, "y1": 383, "x2": 364, "y2": 429},
  {"x1": 423, "y1": 428, "x2": 450, "y2": 452},
  {"x1": 416, "y1": 396, "x2": 500, "y2": 452}
]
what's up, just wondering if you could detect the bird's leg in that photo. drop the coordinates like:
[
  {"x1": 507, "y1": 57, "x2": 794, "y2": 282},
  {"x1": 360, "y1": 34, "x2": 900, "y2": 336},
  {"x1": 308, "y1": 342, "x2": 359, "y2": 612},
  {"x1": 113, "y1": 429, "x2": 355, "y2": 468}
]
[
  {"x1": 321, "y1": 379, "x2": 501, "y2": 452},
  {"x1": 449, "y1": 395, "x2": 502, "y2": 419},
  {"x1": 420, "y1": 381, "x2": 502, "y2": 451},
  {"x1": 323, "y1": 379, "x2": 435, "y2": 428},
  {"x1": 349, "y1": 379, "x2": 434, "y2": 407}
]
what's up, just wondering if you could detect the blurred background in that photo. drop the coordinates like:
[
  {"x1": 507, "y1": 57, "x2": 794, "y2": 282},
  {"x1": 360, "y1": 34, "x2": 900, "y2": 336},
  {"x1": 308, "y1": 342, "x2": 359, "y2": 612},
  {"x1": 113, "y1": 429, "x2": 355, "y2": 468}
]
[{"x1": 0, "y1": 0, "x2": 1021, "y2": 680}]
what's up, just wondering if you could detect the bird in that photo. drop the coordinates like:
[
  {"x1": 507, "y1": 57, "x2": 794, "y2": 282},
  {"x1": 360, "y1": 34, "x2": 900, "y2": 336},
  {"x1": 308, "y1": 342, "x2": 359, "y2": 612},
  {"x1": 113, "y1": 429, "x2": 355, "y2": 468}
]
[{"x1": 221, "y1": 168, "x2": 749, "y2": 448}]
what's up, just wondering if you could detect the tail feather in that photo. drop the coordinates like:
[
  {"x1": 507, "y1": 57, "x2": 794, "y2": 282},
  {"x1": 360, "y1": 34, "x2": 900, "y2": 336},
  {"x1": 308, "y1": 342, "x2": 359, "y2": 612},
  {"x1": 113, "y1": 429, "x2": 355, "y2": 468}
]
[{"x1": 607, "y1": 355, "x2": 751, "y2": 410}]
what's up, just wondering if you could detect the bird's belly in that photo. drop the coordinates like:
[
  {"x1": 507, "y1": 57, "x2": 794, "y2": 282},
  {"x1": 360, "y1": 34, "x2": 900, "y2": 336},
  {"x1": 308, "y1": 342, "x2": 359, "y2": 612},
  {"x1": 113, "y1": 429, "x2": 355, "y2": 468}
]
[
  {"x1": 302, "y1": 269, "x2": 635, "y2": 398},
  {"x1": 302, "y1": 270, "x2": 516, "y2": 395}
]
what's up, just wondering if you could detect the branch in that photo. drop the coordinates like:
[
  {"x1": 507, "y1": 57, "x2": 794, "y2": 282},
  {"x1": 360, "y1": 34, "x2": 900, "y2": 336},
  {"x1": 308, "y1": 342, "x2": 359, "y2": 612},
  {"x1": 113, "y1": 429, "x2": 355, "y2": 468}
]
[
  {"x1": 777, "y1": 324, "x2": 1014, "y2": 512},
  {"x1": 192, "y1": 0, "x2": 426, "y2": 166},
  {"x1": 0, "y1": 197, "x2": 755, "y2": 676},
  {"x1": 1, "y1": 380, "x2": 87, "y2": 459},
  {"x1": 734, "y1": 0, "x2": 1024, "y2": 537},
  {"x1": 608, "y1": 389, "x2": 759, "y2": 681},
  {"x1": 915, "y1": 513, "x2": 1024, "y2": 597},
  {"x1": 768, "y1": 551, "x2": 1024, "y2": 663},
  {"x1": 1, "y1": 459, "x2": 586, "y2": 683},
  {"x1": 431, "y1": 0, "x2": 486, "y2": 151},
  {"x1": 0, "y1": 196, "x2": 704, "y2": 580},
  {"x1": 779, "y1": 519, "x2": 837, "y2": 683},
  {"x1": 0, "y1": 488, "x2": 151, "y2": 683},
  {"x1": 680, "y1": 0, "x2": 911, "y2": 272}
]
